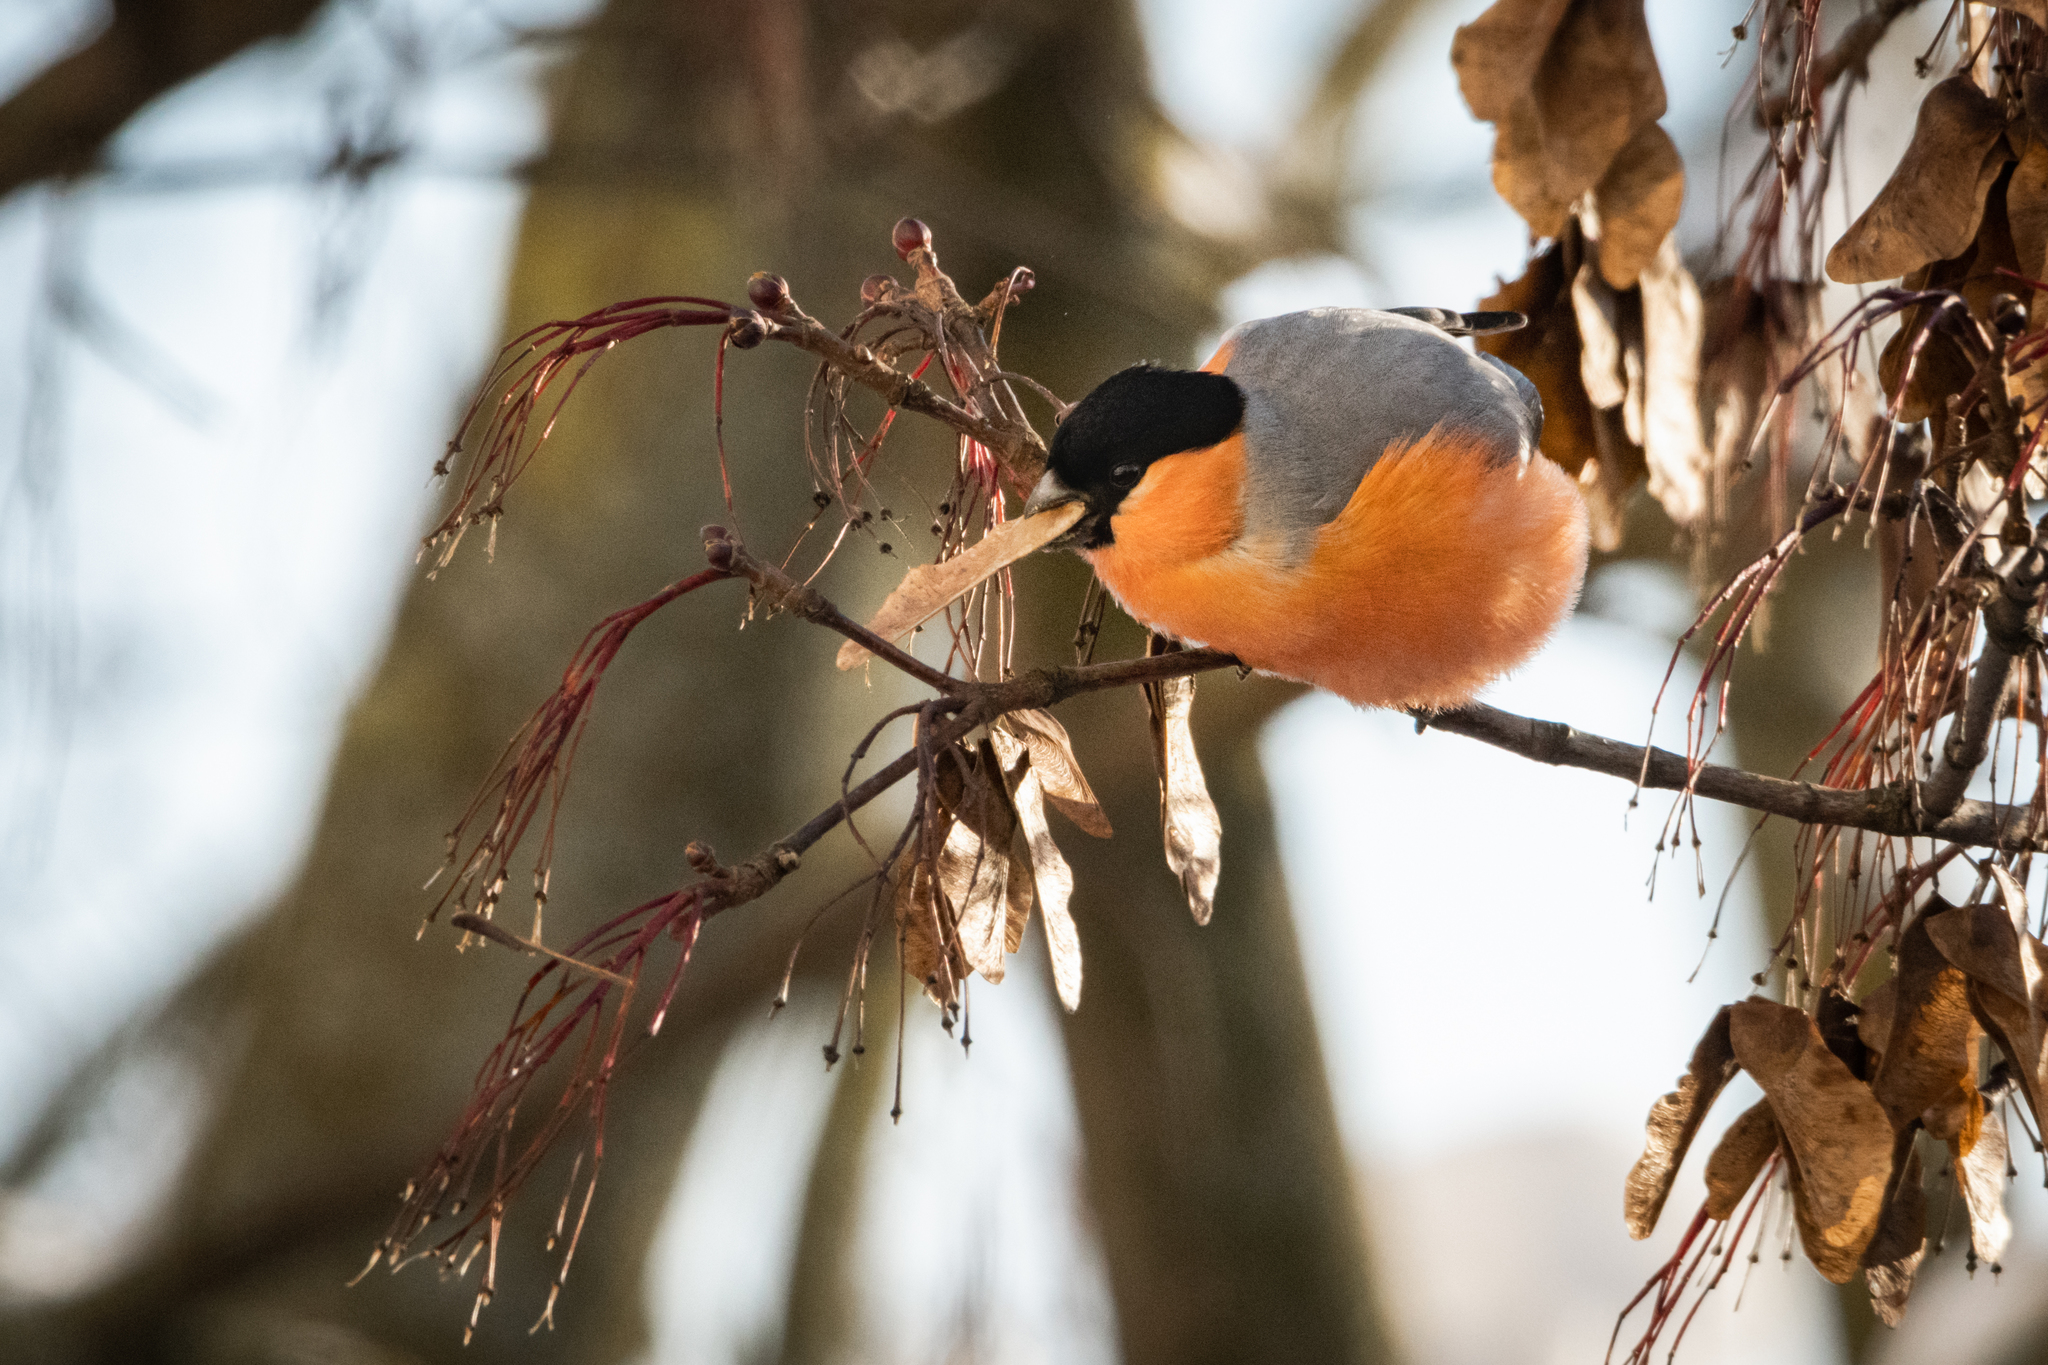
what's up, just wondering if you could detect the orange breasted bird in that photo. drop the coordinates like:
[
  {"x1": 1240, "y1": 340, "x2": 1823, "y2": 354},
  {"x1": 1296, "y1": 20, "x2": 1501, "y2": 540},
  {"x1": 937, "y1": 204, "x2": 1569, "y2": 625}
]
[{"x1": 1019, "y1": 307, "x2": 1590, "y2": 710}]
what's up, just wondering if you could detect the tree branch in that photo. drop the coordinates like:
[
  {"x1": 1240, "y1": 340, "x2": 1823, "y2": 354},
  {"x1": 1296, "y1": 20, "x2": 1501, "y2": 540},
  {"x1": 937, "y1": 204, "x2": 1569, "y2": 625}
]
[
  {"x1": 655, "y1": 642, "x2": 1243, "y2": 924},
  {"x1": 1921, "y1": 543, "x2": 2048, "y2": 820},
  {"x1": 1420, "y1": 699, "x2": 2047, "y2": 851},
  {"x1": 0, "y1": 0, "x2": 328, "y2": 199},
  {"x1": 705, "y1": 530, "x2": 962, "y2": 693}
]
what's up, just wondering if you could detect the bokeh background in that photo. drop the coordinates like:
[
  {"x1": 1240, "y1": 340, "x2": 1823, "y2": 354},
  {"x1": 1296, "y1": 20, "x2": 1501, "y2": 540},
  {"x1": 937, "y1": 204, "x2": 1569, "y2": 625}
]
[{"x1": 1, "y1": 1, "x2": 2043, "y2": 1362}]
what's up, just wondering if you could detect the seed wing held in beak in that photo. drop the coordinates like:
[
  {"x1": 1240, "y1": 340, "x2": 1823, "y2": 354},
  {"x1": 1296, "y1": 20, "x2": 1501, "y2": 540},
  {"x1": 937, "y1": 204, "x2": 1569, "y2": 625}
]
[
  {"x1": 1021, "y1": 468, "x2": 1083, "y2": 521},
  {"x1": 835, "y1": 499, "x2": 1087, "y2": 671}
]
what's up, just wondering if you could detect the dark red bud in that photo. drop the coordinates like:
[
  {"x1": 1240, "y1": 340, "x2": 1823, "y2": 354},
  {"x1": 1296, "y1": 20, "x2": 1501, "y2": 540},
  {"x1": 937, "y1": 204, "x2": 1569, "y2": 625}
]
[
  {"x1": 892, "y1": 217, "x2": 932, "y2": 260},
  {"x1": 860, "y1": 273, "x2": 896, "y2": 304},
  {"x1": 1992, "y1": 293, "x2": 2028, "y2": 337},
  {"x1": 727, "y1": 311, "x2": 768, "y2": 349},
  {"x1": 1008, "y1": 267, "x2": 1035, "y2": 295},
  {"x1": 746, "y1": 272, "x2": 790, "y2": 311}
]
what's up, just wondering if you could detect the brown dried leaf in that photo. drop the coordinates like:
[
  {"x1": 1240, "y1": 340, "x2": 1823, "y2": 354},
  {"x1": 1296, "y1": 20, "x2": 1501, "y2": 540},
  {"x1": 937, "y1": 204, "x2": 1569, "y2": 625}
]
[
  {"x1": 1991, "y1": 863, "x2": 2032, "y2": 933},
  {"x1": 1924, "y1": 903, "x2": 2048, "y2": 1130},
  {"x1": 1857, "y1": 978, "x2": 1898, "y2": 1059},
  {"x1": 1697, "y1": 280, "x2": 1834, "y2": 509},
  {"x1": 1571, "y1": 258, "x2": 1627, "y2": 410},
  {"x1": 1476, "y1": 242, "x2": 1601, "y2": 480},
  {"x1": 1991, "y1": 0, "x2": 2048, "y2": 26},
  {"x1": 1452, "y1": 0, "x2": 1577, "y2": 237},
  {"x1": 836, "y1": 501, "x2": 1085, "y2": 670},
  {"x1": 1143, "y1": 634, "x2": 1220, "y2": 925},
  {"x1": 1625, "y1": 1006, "x2": 1737, "y2": 1238},
  {"x1": 1702, "y1": 1098, "x2": 1779, "y2": 1220},
  {"x1": 935, "y1": 742, "x2": 1018, "y2": 984},
  {"x1": 1490, "y1": 99, "x2": 1579, "y2": 240},
  {"x1": 1872, "y1": 906, "x2": 1983, "y2": 1134},
  {"x1": 1730, "y1": 999, "x2": 1893, "y2": 1282},
  {"x1": 1636, "y1": 233, "x2": 1708, "y2": 527},
  {"x1": 1454, "y1": 0, "x2": 1666, "y2": 238},
  {"x1": 1953, "y1": 1104, "x2": 2014, "y2": 1268},
  {"x1": 1593, "y1": 122, "x2": 1684, "y2": 290},
  {"x1": 2008, "y1": 139, "x2": 2048, "y2": 283},
  {"x1": 1863, "y1": 1132, "x2": 1925, "y2": 1328},
  {"x1": 943, "y1": 818, "x2": 1009, "y2": 983},
  {"x1": 1827, "y1": 76, "x2": 2010, "y2": 284},
  {"x1": 1582, "y1": 416, "x2": 1647, "y2": 551},
  {"x1": 2012, "y1": 141, "x2": 2048, "y2": 441},
  {"x1": 1531, "y1": 0, "x2": 1665, "y2": 195},
  {"x1": 1450, "y1": 0, "x2": 1573, "y2": 125},
  {"x1": 998, "y1": 708, "x2": 1111, "y2": 838},
  {"x1": 895, "y1": 858, "x2": 960, "y2": 1007},
  {"x1": 1003, "y1": 826, "x2": 1035, "y2": 957},
  {"x1": 991, "y1": 727, "x2": 1082, "y2": 1011},
  {"x1": 1568, "y1": 256, "x2": 1646, "y2": 546},
  {"x1": 1878, "y1": 255, "x2": 1986, "y2": 424},
  {"x1": 983, "y1": 729, "x2": 1040, "y2": 955}
]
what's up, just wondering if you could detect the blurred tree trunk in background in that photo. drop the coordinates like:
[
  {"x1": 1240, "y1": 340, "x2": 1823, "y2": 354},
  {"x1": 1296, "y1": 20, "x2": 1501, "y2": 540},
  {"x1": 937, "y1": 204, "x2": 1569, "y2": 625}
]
[{"x1": 5, "y1": 3, "x2": 1392, "y2": 1363}]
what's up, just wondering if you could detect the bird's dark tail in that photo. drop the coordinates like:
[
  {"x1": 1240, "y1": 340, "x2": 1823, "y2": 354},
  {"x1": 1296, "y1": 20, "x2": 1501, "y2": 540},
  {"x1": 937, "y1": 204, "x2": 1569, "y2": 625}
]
[{"x1": 1388, "y1": 307, "x2": 1526, "y2": 337}]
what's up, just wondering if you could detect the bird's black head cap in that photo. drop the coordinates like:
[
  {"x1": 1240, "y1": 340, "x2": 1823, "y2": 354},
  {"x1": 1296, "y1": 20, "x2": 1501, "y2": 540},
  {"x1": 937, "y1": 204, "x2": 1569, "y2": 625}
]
[{"x1": 1045, "y1": 364, "x2": 1245, "y2": 547}]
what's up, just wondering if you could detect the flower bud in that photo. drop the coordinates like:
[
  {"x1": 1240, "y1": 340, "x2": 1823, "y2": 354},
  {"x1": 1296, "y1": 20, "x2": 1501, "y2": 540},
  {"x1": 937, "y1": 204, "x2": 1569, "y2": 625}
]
[
  {"x1": 893, "y1": 216, "x2": 932, "y2": 260},
  {"x1": 745, "y1": 272, "x2": 790, "y2": 312},
  {"x1": 727, "y1": 311, "x2": 769, "y2": 349}
]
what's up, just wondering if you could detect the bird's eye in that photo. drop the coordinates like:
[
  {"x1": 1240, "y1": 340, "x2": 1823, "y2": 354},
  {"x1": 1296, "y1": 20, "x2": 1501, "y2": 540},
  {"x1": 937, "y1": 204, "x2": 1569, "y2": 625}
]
[{"x1": 1111, "y1": 462, "x2": 1144, "y2": 489}]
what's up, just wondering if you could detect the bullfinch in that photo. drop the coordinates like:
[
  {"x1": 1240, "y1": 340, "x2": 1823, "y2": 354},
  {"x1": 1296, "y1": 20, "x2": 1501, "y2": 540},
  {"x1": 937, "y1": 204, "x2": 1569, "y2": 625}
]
[{"x1": 1020, "y1": 306, "x2": 1589, "y2": 710}]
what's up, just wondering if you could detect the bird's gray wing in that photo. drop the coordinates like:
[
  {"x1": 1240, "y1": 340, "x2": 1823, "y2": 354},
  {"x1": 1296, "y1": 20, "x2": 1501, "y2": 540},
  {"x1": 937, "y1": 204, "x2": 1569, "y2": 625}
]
[{"x1": 1219, "y1": 307, "x2": 1545, "y2": 562}]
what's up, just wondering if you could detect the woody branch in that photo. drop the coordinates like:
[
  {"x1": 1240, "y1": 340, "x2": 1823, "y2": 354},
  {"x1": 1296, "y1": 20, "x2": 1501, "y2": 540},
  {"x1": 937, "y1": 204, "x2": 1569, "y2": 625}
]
[{"x1": 662, "y1": 528, "x2": 2048, "y2": 918}]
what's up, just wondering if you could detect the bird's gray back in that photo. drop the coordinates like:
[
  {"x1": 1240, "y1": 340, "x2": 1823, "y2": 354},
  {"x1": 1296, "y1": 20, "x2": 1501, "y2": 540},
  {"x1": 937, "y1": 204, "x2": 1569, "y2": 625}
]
[{"x1": 1221, "y1": 307, "x2": 1542, "y2": 560}]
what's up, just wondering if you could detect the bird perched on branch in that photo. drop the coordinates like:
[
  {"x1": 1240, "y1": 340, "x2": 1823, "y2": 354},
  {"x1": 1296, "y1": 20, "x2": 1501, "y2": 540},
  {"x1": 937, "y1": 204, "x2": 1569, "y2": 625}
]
[{"x1": 1019, "y1": 307, "x2": 1589, "y2": 710}]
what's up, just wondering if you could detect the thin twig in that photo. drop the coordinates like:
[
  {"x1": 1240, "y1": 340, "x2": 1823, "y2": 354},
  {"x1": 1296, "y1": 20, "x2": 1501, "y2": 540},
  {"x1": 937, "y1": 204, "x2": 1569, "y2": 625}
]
[{"x1": 1755, "y1": 0, "x2": 1929, "y2": 126}]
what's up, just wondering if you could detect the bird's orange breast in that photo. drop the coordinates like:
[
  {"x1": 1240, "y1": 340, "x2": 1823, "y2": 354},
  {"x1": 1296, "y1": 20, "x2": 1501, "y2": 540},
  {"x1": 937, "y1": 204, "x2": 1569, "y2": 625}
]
[{"x1": 1083, "y1": 428, "x2": 1587, "y2": 710}]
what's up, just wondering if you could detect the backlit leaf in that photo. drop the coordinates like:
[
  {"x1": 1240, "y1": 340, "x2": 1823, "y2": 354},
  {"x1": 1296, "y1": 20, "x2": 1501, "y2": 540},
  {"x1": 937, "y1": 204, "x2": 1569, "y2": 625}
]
[
  {"x1": 1625, "y1": 1005, "x2": 1736, "y2": 1238},
  {"x1": 837, "y1": 501, "x2": 1085, "y2": 670},
  {"x1": 998, "y1": 708, "x2": 1112, "y2": 837},
  {"x1": 992, "y1": 726, "x2": 1083, "y2": 1011},
  {"x1": 1454, "y1": 0, "x2": 1667, "y2": 238},
  {"x1": 1863, "y1": 1134, "x2": 1925, "y2": 1328},
  {"x1": 1592, "y1": 122, "x2": 1684, "y2": 290},
  {"x1": 895, "y1": 857, "x2": 960, "y2": 1008},
  {"x1": 1142, "y1": 634, "x2": 1221, "y2": 926},
  {"x1": 1871, "y1": 905, "x2": 1982, "y2": 1134},
  {"x1": 1702, "y1": 1098, "x2": 1779, "y2": 1220},
  {"x1": 1476, "y1": 243, "x2": 1603, "y2": 483},
  {"x1": 1953, "y1": 1105, "x2": 2014, "y2": 1269},
  {"x1": 1924, "y1": 903, "x2": 2048, "y2": 1138},
  {"x1": 1635, "y1": 234, "x2": 1708, "y2": 529},
  {"x1": 1729, "y1": 999, "x2": 1893, "y2": 1283},
  {"x1": 935, "y1": 741, "x2": 1018, "y2": 984},
  {"x1": 1826, "y1": 76, "x2": 2010, "y2": 284}
]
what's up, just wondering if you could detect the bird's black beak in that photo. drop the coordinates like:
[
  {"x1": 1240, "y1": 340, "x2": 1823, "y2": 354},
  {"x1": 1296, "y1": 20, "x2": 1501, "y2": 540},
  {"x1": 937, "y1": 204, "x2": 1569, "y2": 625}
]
[{"x1": 1022, "y1": 468, "x2": 1090, "y2": 549}]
